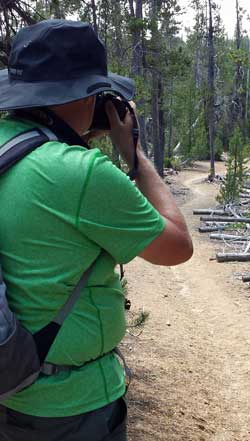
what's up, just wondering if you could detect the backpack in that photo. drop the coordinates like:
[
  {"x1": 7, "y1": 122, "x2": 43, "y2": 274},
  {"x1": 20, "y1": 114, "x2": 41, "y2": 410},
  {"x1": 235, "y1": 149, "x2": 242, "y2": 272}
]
[{"x1": 0, "y1": 126, "x2": 99, "y2": 400}]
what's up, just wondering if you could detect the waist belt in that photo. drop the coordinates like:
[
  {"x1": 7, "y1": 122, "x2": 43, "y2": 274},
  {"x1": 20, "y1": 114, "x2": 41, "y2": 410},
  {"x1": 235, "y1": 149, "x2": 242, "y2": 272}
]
[{"x1": 41, "y1": 347, "x2": 132, "y2": 387}]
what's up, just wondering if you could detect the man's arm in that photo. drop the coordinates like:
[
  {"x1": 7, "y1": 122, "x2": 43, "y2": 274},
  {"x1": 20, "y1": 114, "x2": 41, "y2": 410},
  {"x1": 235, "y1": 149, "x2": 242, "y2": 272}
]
[
  {"x1": 105, "y1": 101, "x2": 193, "y2": 266},
  {"x1": 135, "y1": 150, "x2": 193, "y2": 265}
]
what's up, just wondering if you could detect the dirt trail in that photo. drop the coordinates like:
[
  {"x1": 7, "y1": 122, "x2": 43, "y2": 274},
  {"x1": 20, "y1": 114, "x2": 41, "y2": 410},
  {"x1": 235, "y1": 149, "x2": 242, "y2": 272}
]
[{"x1": 124, "y1": 162, "x2": 250, "y2": 441}]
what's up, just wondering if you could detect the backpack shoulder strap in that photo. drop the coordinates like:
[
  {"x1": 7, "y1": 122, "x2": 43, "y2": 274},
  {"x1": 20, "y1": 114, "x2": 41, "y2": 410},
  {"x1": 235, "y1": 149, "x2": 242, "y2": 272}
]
[
  {"x1": 54, "y1": 260, "x2": 97, "y2": 326},
  {"x1": 34, "y1": 258, "x2": 98, "y2": 365},
  {"x1": 0, "y1": 126, "x2": 58, "y2": 176},
  {"x1": 0, "y1": 127, "x2": 100, "y2": 374}
]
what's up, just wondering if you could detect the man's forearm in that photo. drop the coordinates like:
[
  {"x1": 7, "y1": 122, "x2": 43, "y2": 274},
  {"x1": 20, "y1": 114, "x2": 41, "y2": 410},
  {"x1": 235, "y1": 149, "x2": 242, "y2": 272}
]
[{"x1": 135, "y1": 150, "x2": 188, "y2": 230}]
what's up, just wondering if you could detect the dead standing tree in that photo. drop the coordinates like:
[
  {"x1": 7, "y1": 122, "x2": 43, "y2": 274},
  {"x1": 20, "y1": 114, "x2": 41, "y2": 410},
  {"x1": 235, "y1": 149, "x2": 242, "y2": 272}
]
[
  {"x1": 149, "y1": 0, "x2": 163, "y2": 176},
  {"x1": 90, "y1": 0, "x2": 98, "y2": 33},
  {"x1": 231, "y1": 0, "x2": 244, "y2": 125},
  {"x1": 207, "y1": 0, "x2": 216, "y2": 179},
  {"x1": 50, "y1": 0, "x2": 65, "y2": 19},
  {"x1": 128, "y1": 0, "x2": 148, "y2": 155}
]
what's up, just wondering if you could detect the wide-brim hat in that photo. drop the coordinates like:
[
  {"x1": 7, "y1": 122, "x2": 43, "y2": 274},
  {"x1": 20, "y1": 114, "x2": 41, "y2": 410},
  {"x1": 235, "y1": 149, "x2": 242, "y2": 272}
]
[{"x1": 0, "y1": 19, "x2": 135, "y2": 110}]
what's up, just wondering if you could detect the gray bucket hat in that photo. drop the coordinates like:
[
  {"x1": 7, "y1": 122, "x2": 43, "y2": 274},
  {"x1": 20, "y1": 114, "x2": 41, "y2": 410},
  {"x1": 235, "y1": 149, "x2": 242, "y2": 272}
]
[{"x1": 0, "y1": 19, "x2": 135, "y2": 110}]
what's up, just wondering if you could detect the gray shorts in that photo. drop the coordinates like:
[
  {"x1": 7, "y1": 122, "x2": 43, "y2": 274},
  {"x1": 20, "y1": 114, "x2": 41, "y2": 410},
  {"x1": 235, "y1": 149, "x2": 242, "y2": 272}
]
[{"x1": 0, "y1": 397, "x2": 127, "y2": 441}]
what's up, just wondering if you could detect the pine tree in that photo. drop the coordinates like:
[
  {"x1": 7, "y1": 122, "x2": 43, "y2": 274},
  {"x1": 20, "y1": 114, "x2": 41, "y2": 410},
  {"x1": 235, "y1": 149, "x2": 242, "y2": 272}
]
[{"x1": 217, "y1": 127, "x2": 247, "y2": 204}]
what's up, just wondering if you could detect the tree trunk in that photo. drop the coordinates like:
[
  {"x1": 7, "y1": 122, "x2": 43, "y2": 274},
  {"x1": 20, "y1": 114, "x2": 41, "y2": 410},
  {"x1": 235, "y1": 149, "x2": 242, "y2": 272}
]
[
  {"x1": 199, "y1": 226, "x2": 226, "y2": 233},
  {"x1": 217, "y1": 253, "x2": 250, "y2": 262},
  {"x1": 158, "y1": 77, "x2": 165, "y2": 162},
  {"x1": 207, "y1": 0, "x2": 216, "y2": 178},
  {"x1": 130, "y1": 0, "x2": 142, "y2": 76},
  {"x1": 150, "y1": 0, "x2": 163, "y2": 176},
  {"x1": 210, "y1": 234, "x2": 250, "y2": 241},
  {"x1": 245, "y1": 38, "x2": 250, "y2": 130},
  {"x1": 111, "y1": 0, "x2": 123, "y2": 69},
  {"x1": 193, "y1": 209, "x2": 227, "y2": 215},
  {"x1": 152, "y1": 73, "x2": 163, "y2": 176},
  {"x1": 138, "y1": 115, "x2": 148, "y2": 156},
  {"x1": 232, "y1": 0, "x2": 244, "y2": 124},
  {"x1": 210, "y1": 233, "x2": 250, "y2": 242},
  {"x1": 129, "y1": 0, "x2": 148, "y2": 155},
  {"x1": 51, "y1": 0, "x2": 65, "y2": 19},
  {"x1": 91, "y1": 0, "x2": 98, "y2": 33},
  {"x1": 240, "y1": 193, "x2": 250, "y2": 199},
  {"x1": 167, "y1": 80, "x2": 174, "y2": 158},
  {"x1": 200, "y1": 216, "x2": 250, "y2": 223},
  {"x1": 236, "y1": 0, "x2": 241, "y2": 52}
]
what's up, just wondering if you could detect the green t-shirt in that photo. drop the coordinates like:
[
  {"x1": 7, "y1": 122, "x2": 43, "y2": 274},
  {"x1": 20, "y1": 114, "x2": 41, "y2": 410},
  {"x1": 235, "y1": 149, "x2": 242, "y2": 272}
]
[{"x1": 0, "y1": 117, "x2": 165, "y2": 417}]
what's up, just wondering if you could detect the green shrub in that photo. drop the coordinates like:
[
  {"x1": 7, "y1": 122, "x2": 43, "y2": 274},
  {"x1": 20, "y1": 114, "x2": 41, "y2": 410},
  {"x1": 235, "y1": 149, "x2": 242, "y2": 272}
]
[
  {"x1": 164, "y1": 156, "x2": 182, "y2": 170},
  {"x1": 164, "y1": 157, "x2": 173, "y2": 168}
]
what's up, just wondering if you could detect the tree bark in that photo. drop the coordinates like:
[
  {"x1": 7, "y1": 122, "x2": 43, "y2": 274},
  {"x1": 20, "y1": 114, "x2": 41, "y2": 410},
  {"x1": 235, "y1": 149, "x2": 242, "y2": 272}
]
[
  {"x1": 152, "y1": 72, "x2": 163, "y2": 175},
  {"x1": 217, "y1": 253, "x2": 250, "y2": 262},
  {"x1": 201, "y1": 216, "x2": 250, "y2": 223},
  {"x1": 207, "y1": 0, "x2": 216, "y2": 178},
  {"x1": 129, "y1": 0, "x2": 148, "y2": 155},
  {"x1": 240, "y1": 193, "x2": 250, "y2": 199},
  {"x1": 91, "y1": 0, "x2": 98, "y2": 33},
  {"x1": 50, "y1": 0, "x2": 65, "y2": 19},
  {"x1": 150, "y1": 0, "x2": 163, "y2": 176},
  {"x1": 245, "y1": 38, "x2": 250, "y2": 127},
  {"x1": 193, "y1": 209, "x2": 227, "y2": 216},
  {"x1": 232, "y1": 0, "x2": 244, "y2": 124},
  {"x1": 210, "y1": 234, "x2": 250, "y2": 241},
  {"x1": 167, "y1": 80, "x2": 173, "y2": 159},
  {"x1": 130, "y1": 0, "x2": 142, "y2": 77},
  {"x1": 199, "y1": 226, "x2": 226, "y2": 233},
  {"x1": 158, "y1": 77, "x2": 165, "y2": 162}
]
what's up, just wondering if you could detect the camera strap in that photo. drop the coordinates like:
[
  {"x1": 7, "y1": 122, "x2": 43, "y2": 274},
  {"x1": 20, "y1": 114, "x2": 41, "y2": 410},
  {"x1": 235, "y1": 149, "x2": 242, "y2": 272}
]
[{"x1": 125, "y1": 102, "x2": 139, "y2": 181}]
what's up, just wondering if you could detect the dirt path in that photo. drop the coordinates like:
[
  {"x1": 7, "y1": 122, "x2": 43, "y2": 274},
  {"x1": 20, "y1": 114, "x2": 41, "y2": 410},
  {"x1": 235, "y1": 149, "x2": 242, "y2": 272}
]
[{"x1": 124, "y1": 162, "x2": 250, "y2": 441}]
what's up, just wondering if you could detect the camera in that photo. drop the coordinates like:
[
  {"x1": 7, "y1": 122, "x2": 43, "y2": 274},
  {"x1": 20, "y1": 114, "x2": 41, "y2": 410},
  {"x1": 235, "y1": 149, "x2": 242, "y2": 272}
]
[{"x1": 90, "y1": 93, "x2": 129, "y2": 131}]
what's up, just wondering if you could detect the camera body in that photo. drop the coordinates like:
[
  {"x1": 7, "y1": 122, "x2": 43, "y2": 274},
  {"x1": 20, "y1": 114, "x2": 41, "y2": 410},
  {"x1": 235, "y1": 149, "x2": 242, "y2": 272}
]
[
  {"x1": 90, "y1": 93, "x2": 128, "y2": 131},
  {"x1": 89, "y1": 92, "x2": 139, "y2": 180}
]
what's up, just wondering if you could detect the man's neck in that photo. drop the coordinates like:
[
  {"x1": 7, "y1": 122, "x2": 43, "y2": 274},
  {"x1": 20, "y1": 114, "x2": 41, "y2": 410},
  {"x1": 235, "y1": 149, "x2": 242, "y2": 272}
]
[{"x1": 12, "y1": 108, "x2": 89, "y2": 148}]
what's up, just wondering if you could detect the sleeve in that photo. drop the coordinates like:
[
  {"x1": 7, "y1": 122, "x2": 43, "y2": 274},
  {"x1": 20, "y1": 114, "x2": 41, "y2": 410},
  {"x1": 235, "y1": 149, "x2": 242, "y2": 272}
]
[{"x1": 77, "y1": 150, "x2": 166, "y2": 264}]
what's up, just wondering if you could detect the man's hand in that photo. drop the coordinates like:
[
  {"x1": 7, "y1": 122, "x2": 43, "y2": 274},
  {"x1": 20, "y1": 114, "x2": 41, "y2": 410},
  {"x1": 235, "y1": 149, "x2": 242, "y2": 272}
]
[{"x1": 105, "y1": 100, "x2": 141, "y2": 169}]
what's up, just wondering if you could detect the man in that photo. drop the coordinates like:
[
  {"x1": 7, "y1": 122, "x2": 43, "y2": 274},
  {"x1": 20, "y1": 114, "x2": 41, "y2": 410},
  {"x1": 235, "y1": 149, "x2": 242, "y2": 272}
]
[{"x1": 0, "y1": 19, "x2": 193, "y2": 441}]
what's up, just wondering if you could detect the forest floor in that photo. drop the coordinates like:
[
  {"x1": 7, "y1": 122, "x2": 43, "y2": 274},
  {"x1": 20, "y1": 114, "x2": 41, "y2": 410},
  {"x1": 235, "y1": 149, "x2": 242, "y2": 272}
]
[{"x1": 123, "y1": 161, "x2": 250, "y2": 441}]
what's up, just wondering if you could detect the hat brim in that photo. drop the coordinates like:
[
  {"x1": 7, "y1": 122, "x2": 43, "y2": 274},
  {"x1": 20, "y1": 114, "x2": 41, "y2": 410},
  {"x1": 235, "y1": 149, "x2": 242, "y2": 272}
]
[{"x1": 0, "y1": 70, "x2": 135, "y2": 110}]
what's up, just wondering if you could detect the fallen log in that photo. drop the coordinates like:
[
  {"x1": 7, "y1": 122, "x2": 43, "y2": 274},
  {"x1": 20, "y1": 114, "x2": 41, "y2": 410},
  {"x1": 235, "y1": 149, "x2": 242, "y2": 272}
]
[
  {"x1": 193, "y1": 209, "x2": 227, "y2": 216},
  {"x1": 199, "y1": 226, "x2": 226, "y2": 233},
  {"x1": 216, "y1": 253, "x2": 250, "y2": 262},
  {"x1": 200, "y1": 216, "x2": 250, "y2": 223},
  {"x1": 242, "y1": 275, "x2": 250, "y2": 283},
  {"x1": 240, "y1": 194, "x2": 250, "y2": 199},
  {"x1": 245, "y1": 242, "x2": 250, "y2": 253},
  {"x1": 210, "y1": 234, "x2": 250, "y2": 241}
]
